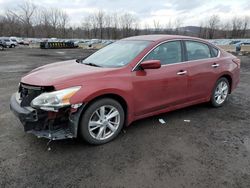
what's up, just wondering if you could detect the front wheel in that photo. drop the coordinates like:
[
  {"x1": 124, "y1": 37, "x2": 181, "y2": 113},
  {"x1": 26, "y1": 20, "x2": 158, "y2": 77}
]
[
  {"x1": 211, "y1": 77, "x2": 230, "y2": 107},
  {"x1": 79, "y1": 98, "x2": 125, "y2": 145},
  {"x1": 0, "y1": 46, "x2": 4, "y2": 51}
]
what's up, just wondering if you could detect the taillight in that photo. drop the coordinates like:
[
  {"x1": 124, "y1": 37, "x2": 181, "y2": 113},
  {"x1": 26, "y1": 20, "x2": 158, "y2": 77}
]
[{"x1": 232, "y1": 58, "x2": 240, "y2": 68}]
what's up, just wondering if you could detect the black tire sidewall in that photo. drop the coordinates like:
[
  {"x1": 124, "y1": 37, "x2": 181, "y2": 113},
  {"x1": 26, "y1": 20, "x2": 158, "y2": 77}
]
[
  {"x1": 79, "y1": 98, "x2": 125, "y2": 145},
  {"x1": 211, "y1": 77, "x2": 230, "y2": 107}
]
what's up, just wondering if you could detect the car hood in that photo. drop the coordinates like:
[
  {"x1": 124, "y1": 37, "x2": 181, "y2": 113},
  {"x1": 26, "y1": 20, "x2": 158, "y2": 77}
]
[{"x1": 21, "y1": 60, "x2": 116, "y2": 86}]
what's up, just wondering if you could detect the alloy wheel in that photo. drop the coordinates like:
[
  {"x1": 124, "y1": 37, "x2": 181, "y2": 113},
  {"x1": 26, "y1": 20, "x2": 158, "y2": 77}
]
[
  {"x1": 214, "y1": 80, "x2": 229, "y2": 105},
  {"x1": 88, "y1": 105, "x2": 120, "y2": 141}
]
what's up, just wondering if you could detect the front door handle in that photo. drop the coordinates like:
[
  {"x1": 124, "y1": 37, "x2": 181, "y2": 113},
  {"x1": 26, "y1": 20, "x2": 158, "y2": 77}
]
[
  {"x1": 177, "y1": 70, "x2": 187, "y2": 75},
  {"x1": 212, "y1": 63, "x2": 220, "y2": 68}
]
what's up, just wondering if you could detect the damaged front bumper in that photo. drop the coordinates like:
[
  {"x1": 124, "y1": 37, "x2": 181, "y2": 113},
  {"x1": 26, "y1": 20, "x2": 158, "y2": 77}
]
[{"x1": 10, "y1": 93, "x2": 84, "y2": 140}]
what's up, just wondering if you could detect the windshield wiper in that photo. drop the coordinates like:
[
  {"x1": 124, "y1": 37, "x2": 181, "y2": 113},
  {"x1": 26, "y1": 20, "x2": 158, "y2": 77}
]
[{"x1": 82, "y1": 62, "x2": 102, "y2": 67}]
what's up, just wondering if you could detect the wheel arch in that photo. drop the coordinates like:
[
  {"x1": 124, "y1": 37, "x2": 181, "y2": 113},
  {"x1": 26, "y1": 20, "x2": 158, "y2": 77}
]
[
  {"x1": 80, "y1": 93, "x2": 130, "y2": 125},
  {"x1": 218, "y1": 74, "x2": 233, "y2": 93}
]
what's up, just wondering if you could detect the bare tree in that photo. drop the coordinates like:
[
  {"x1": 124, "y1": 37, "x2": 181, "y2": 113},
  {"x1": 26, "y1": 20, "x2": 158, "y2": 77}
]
[
  {"x1": 36, "y1": 8, "x2": 52, "y2": 37},
  {"x1": 111, "y1": 12, "x2": 119, "y2": 39},
  {"x1": 94, "y1": 11, "x2": 105, "y2": 39},
  {"x1": 165, "y1": 19, "x2": 173, "y2": 34},
  {"x1": 153, "y1": 20, "x2": 161, "y2": 32},
  {"x1": 104, "y1": 14, "x2": 112, "y2": 39},
  {"x1": 120, "y1": 13, "x2": 138, "y2": 37},
  {"x1": 230, "y1": 16, "x2": 250, "y2": 38},
  {"x1": 173, "y1": 18, "x2": 183, "y2": 34},
  {"x1": 232, "y1": 17, "x2": 243, "y2": 38},
  {"x1": 207, "y1": 15, "x2": 220, "y2": 39},
  {"x1": 33, "y1": 7, "x2": 69, "y2": 38},
  {"x1": 82, "y1": 18, "x2": 92, "y2": 39},
  {"x1": 221, "y1": 21, "x2": 232, "y2": 38},
  {"x1": 143, "y1": 23, "x2": 150, "y2": 35},
  {"x1": 7, "y1": 1, "x2": 36, "y2": 36},
  {"x1": 3, "y1": 11, "x2": 21, "y2": 36},
  {"x1": 242, "y1": 16, "x2": 250, "y2": 37},
  {"x1": 57, "y1": 10, "x2": 69, "y2": 38},
  {"x1": 49, "y1": 8, "x2": 60, "y2": 35},
  {"x1": 198, "y1": 22, "x2": 204, "y2": 38}
]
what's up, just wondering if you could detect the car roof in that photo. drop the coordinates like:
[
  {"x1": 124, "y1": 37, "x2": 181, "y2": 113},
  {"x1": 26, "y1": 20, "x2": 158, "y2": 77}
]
[{"x1": 122, "y1": 35, "x2": 202, "y2": 42}]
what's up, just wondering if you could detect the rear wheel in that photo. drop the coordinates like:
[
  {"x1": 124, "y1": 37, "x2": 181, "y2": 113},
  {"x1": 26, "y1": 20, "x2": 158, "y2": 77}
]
[
  {"x1": 79, "y1": 98, "x2": 125, "y2": 145},
  {"x1": 10, "y1": 44, "x2": 15, "y2": 48},
  {"x1": 211, "y1": 77, "x2": 230, "y2": 107}
]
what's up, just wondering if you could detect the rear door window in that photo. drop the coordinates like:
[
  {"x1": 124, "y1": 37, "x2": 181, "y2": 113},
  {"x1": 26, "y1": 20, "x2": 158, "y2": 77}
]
[{"x1": 185, "y1": 41, "x2": 211, "y2": 61}]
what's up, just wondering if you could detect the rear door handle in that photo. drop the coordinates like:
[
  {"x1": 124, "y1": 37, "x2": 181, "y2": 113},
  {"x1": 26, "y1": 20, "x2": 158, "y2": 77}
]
[
  {"x1": 212, "y1": 63, "x2": 220, "y2": 68},
  {"x1": 177, "y1": 70, "x2": 187, "y2": 75}
]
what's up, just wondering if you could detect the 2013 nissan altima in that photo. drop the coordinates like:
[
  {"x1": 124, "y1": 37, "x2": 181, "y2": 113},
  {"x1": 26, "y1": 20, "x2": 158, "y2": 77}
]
[{"x1": 10, "y1": 35, "x2": 240, "y2": 145}]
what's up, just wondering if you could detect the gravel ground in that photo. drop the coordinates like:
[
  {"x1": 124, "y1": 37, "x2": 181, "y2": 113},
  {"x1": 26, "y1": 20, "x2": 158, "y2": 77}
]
[{"x1": 0, "y1": 48, "x2": 250, "y2": 188}]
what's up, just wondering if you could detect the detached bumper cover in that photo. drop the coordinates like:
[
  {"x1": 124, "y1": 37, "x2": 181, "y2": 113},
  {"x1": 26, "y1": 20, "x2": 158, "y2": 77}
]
[
  {"x1": 10, "y1": 93, "x2": 84, "y2": 140},
  {"x1": 10, "y1": 94, "x2": 38, "y2": 128}
]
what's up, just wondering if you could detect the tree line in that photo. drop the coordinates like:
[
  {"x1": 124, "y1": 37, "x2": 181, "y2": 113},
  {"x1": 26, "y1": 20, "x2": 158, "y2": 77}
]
[
  {"x1": 198, "y1": 15, "x2": 250, "y2": 39},
  {"x1": 0, "y1": 2, "x2": 249, "y2": 39}
]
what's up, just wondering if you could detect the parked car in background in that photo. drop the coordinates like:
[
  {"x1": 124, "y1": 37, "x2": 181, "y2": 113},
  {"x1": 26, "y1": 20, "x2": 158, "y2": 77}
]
[
  {"x1": 0, "y1": 39, "x2": 7, "y2": 50},
  {"x1": 66, "y1": 40, "x2": 79, "y2": 48},
  {"x1": 0, "y1": 37, "x2": 18, "y2": 48},
  {"x1": 229, "y1": 40, "x2": 241, "y2": 45},
  {"x1": 102, "y1": 40, "x2": 114, "y2": 46},
  {"x1": 78, "y1": 39, "x2": 90, "y2": 44},
  {"x1": 10, "y1": 37, "x2": 18, "y2": 43},
  {"x1": 18, "y1": 39, "x2": 30, "y2": 46},
  {"x1": 235, "y1": 42, "x2": 250, "y2": 52},
  {"x1": 10, "y1": 35, "x2": 240, "y2": 145},
  {"x1": 87, "y1": 39, "x2": 102, "y2": 47}
]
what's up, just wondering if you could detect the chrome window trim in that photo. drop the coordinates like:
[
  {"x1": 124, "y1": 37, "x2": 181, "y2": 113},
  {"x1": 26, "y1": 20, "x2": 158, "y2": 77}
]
[{"x1": 132, "y1": 39, "x2": 221, "y2": 72}]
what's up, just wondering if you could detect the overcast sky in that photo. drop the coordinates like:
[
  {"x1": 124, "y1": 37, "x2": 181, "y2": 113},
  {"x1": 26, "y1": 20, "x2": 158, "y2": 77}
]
[{"x1": 0, "y1": 0, "x2": 250, "y2": 27}]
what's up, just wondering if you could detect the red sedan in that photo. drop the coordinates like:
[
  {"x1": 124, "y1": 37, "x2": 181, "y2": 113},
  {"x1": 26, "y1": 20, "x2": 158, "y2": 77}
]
[{"x1": 10, "y1": 35, "x2": 240, "y2": 144}]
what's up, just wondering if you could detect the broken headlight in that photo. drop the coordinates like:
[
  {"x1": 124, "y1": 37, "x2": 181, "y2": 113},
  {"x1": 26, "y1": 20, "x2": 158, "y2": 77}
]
[{"x1": 31, "y1": 86, "x2": 81, "y2": 111}]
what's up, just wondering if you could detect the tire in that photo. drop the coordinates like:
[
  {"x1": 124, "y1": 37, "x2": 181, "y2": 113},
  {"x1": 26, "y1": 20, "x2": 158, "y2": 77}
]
[
  {"x1": 10, "y1": 44, "x2": 15, "y2": 48},
  {"x1": 79, "y1": 98, "x2": 125, "y2": 145},
  {"x1": 0, "y1": 46, "x2": 3, "y2": 51},
  {"x1": 211, "y1": 77, "x2": 230, "y2": 107}
]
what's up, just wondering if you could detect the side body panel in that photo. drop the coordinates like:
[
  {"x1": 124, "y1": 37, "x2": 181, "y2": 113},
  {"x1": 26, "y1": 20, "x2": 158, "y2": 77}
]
[
  {"x1": 131, "y1": 63, "x2": 188, "y2": 116},
  {"x1": 187, "y1": 57, "x2": 222, "y2": 101}
]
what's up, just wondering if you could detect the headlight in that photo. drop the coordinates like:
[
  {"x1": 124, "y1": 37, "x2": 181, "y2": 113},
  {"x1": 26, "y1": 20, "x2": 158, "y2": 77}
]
[{"x1": 31, "y1": 86, "x2": 81, "y2": 111}]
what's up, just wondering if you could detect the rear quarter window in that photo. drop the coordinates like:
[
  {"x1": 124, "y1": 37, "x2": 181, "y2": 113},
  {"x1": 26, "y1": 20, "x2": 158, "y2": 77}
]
[{"x1": 211, "y1": 47, "x2": 219, "y2": 57}]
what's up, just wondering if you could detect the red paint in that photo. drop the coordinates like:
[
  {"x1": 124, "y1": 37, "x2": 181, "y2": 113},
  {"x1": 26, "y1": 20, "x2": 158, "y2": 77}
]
[
  {"x1": 140, "y1": 60, "x2": 161, "y2": 69},
  {"x1": 21, "y1": 35, "x2": 240, "y2": 126}
]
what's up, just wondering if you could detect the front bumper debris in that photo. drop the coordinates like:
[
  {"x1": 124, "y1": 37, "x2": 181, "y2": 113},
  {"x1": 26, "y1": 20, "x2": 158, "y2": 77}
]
[{"x1": 10, "y1": 93, "x2": 84, "y2": 140}]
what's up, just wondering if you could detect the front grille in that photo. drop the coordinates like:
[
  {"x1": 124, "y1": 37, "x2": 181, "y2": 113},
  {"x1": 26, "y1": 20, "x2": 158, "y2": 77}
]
[{"x1": 19, "y1": 83, "x2": 54, "y2": 107}]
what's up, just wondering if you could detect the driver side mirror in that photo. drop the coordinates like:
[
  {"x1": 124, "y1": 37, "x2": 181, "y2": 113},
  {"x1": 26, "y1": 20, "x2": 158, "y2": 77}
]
[{"x1": 140, "y1": 60, "x2": 161, "y2": 70}]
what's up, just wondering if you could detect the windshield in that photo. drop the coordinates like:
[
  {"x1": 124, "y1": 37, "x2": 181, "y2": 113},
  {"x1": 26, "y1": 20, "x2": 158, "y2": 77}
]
[{"x1": 81, "y1": 40, "x2": 150, "y2": 68}]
